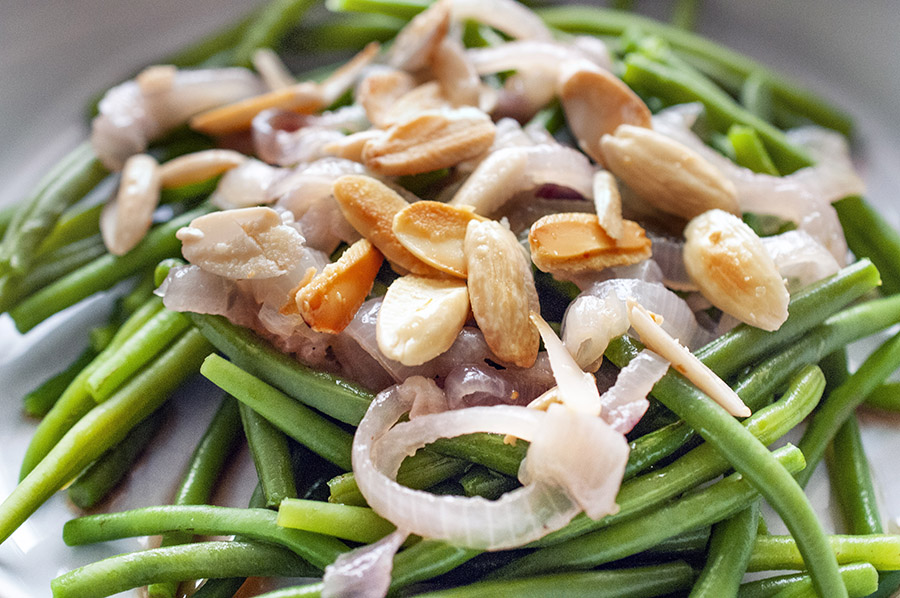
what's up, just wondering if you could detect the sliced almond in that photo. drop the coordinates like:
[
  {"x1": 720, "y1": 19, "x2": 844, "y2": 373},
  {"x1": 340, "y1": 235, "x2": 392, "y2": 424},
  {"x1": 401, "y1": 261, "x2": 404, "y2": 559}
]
[
  {"x1": 376, "y1": 275, "x2": 469, "y2": 366},
  {"x1": 392, "y1": 201, "x2": 486, "y2": 278},
  {"x1": 296, "y1": 238, "x2": 383, "y2": 334},
  {"x1": 322, "y1": 130, "x2": 384, "y2": 163},
  {"x1": 528, "y1": 212, "x2": 652, "y2": 276},
  {"x1": 101, "y1": 153, "x2": 161, "y2": 256},
  {"x1": 189, "y1": 82, "x2": 323, "y2": 136},
  {"x1": 601, "y1": 124, "x2": 739, "y2": 221},
  {"x1": 136, "y1": 64, "x2": 176, "y2": 95},
  {"x1": 159, "y1": 149, "x2": 247, "y2": 188},
  {"x1": 331, "y1": 175, "x2": 440, "y2": 276},
  {"x1": 379, "y1": 81, "x2": 455, "y2": 126},
  {"x1": 176, "y1": 206, "x2": 304, "y2": 279},
  {"x1": 465, "y1": 219, "x2": 539, "y2": 368},
  {"x1": 319, "y1": 42, "x2": 381, "y2": 106},
  {"x1": 683, "y1": 209, "x2": 789, "y2": 331},
  {"x1": 357, "y1": 69, "x2": 417, "y2": 128},
  {"x1": 362, "y1": 107, "x2": 495, "y2": 176},
  {"x1": 559, "y1": 64, "x2": 652, "y2": 165},
  {"x1": 593, "y1": 170, "x2": 623, "y2": 240},
  {"x1": 431, "y1": 36, "x2": 481, "y2": 107},
  {"x1": 627, "y1": 300, "x2": 751, "y2": 417},
  {"x1": 386, "y1": 0, "x2": 450, "y2": 72},
  {"x1": 252, "y1": 48, "x2": 297, "y2": 90}
]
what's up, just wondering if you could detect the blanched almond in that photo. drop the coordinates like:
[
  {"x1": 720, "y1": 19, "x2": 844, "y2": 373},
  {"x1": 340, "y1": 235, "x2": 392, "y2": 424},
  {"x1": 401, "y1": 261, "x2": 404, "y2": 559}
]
[
  {"x1": 296, "y1": 238, "x2": 383, "y2": 334},
  {"x1": 559, "y1": 64, "x2": 652, "y2": 165},
  {"x1": 392, "y1": 201, "x2": 486, "y2": 278},
  {"x1": 159, "y1": 149, "x2": 247, "y2": 188},
  {"x1": 593, "y1": 170, "x2": 623, "y2": 240},
  {"x1": 376, "y1": 275, "x2": 469, "y2": 365},
  {"x1": 600, "y1": 124, "x2": 739, "y2": 221},
  {"x1": 189, "y1": 82, "x2": 323, "y2": 136},
  {"x1": 465, "y1": 219, "x2": 539, "y2": 368},
  {"x1": 362, "y1": 107, "x2": 495, "y2": 176},
  {"x1": 101, "y1": 153, "x2": 161, "y2": 256},
  {"x1": 331, "y1": 175, "x2": 440, "y2": 276},
  {"x1": 357, "y1": 69, "x2": 416, "y2": 128},
  {"x1": 528, "y1": 212, "x2": 652, "y2": 276},
  {"x1": 683, "y1": 209, "x2": 789, "y2": 331},
  {"x1": 176, "y1": 206, "x2": 304, "y2": 279}
]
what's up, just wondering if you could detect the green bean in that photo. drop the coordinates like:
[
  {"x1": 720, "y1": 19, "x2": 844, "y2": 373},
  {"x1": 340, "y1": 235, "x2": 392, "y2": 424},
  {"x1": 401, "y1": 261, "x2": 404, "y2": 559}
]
[
  {"x1": 459, "y1": 466, "x2": 518, "y2": 500},
  {"x1": 536, "y1": 365, "x2": 823, "y2": 546},
  {"x1": 738, "y1": 563, "x2": 879, "y2": 598},
  {"x1": 63, "y1": 505, "x2": 348, "y2": 569},
  {"x1": 201, "y1": 353, "x2": 354, "y2": 470},
  {"x1": 834, "y1": 195, "x2": 900, "y2": 295},
  {"x1": 36, "y1": 202, "x2": 104, "y2": 257},
  {"x1": 277, "y1": 498, "x2": 395, "y2": 543},
  {"x1": 670, "y1": 0, "x2": 700, "y2": 31},
  {"x1": 747, "y1": 534, "x2": 900, "y2": 572},
  {"x1": 415, "y1": 561, "x2": 697, "y2": 598},
  {"x1": 535, "y1": 5, "x2": 853, "y2": 135},
  {"x1": 19, "y1": 296, "x2": 164, "y2": 478},
  {"x1": 0, "y1": 142, "x2": 107, "y2": 278},
  {"x1": 864, "y1": 382, "x2": 900, "y2": 412},
  {"x1": 190, "y1": 577, "x2": 248, "y2": 598},
  {"x1": 728, "y1": 124, "x2": 780, "y2": 175},
  {"x1": 796, "y1": 331, "x2": 900, "y2": 487},
  {"x1": 428, "y1": 433, "x2": 527, "y2": 477},
  {"x1": 190, "y1": 312, "x2": 373, "y2": 426},
  {"x1": 231, "y1": 0, "x2": 317, "y2": 67},
  {"x1": 624, "y1": 419, "x2": 694, "y2": 479},
  {"x1": 21, "y1": 234, "x2": 108, "y2": 299},
  {"x1": 827, "y1": 417, "x2": 883, "y2": 535},
  {"x1": 51, "y1": 540, "x2": 317, "y2": 598},
  {"x1": 148, "y1": 395, "x2": 243, "y2": 598},
  {"x1": 22, "y1": 346, "x2": 96, "y2": 418},
  {"x1": 605, "y1": 338, "x2": 846, "y2": 598},
  {"x1": 87, "y1": 308, "x2": 192, "y2": 401},
  {"x1": 67, "y1": 409, "x2": 165, "y2": 509},
  {"x1": 240, "y1": 402, "x2": 299, "y2": 507},
  {"x1": 0, "y1": 203, "x2": 16, "y2": 238},
  {"x1": 490, "y1": 444, "x2": 805, "y2": 579},
  {"x1": 325, "y1": 0, "x2": 428, "y2": 20},
  {"x1": 0, "y1": 328, "x2": 212, "y2": 544},
  {"x1": 287, "y1": 12, "x2": 406, "y2": 51},
  {"x1": 166, "y1": 11, "x2": 256, "y2": 68},
  {"x1": 689, "y1": 502, "x2": 760, "y2": 597},
  {"x1": 740, "y1": 71, "x2": 775, "y2": 122},
  {"x1": 639, "y1": 526, "x2": 711, "y2": 560},
  {"x1": 9, "y1": 204, "x2": 211, "y2": 332}
]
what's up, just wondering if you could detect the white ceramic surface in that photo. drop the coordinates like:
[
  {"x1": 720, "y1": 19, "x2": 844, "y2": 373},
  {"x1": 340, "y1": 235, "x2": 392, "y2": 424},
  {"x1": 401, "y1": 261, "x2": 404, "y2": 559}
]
[{"x1": 1, "y1": 1, "x2": 899, "y2": 596}]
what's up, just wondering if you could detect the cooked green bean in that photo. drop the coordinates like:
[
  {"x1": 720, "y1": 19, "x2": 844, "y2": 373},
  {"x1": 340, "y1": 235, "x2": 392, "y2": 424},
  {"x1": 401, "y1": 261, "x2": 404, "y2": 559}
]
[
  {"x1": 490, "y1": 445, "x2": 805, "y2": 579},
  {"x1": 67, "y1": 409, "x2": 165, "y2": 509},
  {"x1": 287, "y1": 12, "x2": 405, "y2": 51},
  {"x1": 0, "y1": 329, "x2": 212, "y2": 543},
  {"x1": 326, "y1": 0, "x2": 428, "y2": 20},
  {"x1": 728, "y1": 124, "x2": 780, "y2": 175},
  {"x1": 240, "y1": 402, "x2": 299, "y2": 507},
  {"x1": 864, "y1": 382, "x2": 900, "y2": 412},
  {"x1": 35, "y1": 202, "x2": 104, "y2": 257},
  {"x1": 22, "y1": 347, "x2": 96, "y2": 418},
  {"x1": 231, "y1": 0, "x2": 317, "y2": 67},
  {"x1": 51, "y1": 540, "x2": 318, "y2": 598},
  {"x1": 21, "y1": 234, "x2": 108, "y2": 299},
  {"x1": 639, "y1": 526, "x2": 711, "y2": 560},
  {"x1": 277, "y1": 498, "x2": 395, "y2": 543},
  {"x1": 834, "y1": 195, "x2": 900, "y2": 295},
  {"x1": 737, "y1": 563, "x2": 878, "y2": 598},
  {"x1": 201, "y1": 353, "x2": 354, "y2": 470},
  {"x1": 827, "y1": 416, "x2": 882, "y2": 535},
  {"x1": 459, "y1": 466, "x2": 518, "y2": 500},
  {"x1": 747, "y1": 534, "x2": 900, "y2": 571},
  {"x1": 689, "y1": 502, "x2": 760, "y2": 597},
  {"x1": 0, "y1": 203, "x2": 16, "y2": 238}
]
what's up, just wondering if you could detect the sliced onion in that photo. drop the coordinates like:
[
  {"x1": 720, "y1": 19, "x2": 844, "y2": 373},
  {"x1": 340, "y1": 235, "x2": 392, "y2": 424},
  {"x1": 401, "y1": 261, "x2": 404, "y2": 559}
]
[
  {"x1": 530, "y1": 313, "x2": 602, "y2": 415},
  {"x1": 253, "y1": 107, "x2": 369, "y2": 166},
  {"x1": 761, "y1": 229, "x2": 841, "y2": 292},
  {"x1": 443, "y1": 364, "x2": 520, "y2": 408},
  {"x1": 646, "y1": 232, "x2": 697, "y2": 291},
  {"x1": 322, "y1": 529, "x2": 409, "y2": 598},
  {"x1": 407, "y1": 376, "x2": 450, "y2": 419},
  {"x1": 450, "y1": 0, "x2": 553, "y2": 40},
  {"x1": 598, "y1": 349, "x2": 669, "y2": 434}
]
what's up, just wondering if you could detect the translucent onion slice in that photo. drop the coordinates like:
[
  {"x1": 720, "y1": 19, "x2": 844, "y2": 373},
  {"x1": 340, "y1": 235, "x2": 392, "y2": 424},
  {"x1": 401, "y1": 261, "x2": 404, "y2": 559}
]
[
  {"x1": 322, "y1": 529, "x2": 409, "y2": 598},
  {"x1": 598, "y1": 349, "x2": 669, "y2": 434},
  {"x1": 761, "y1": 229, "x2": 841, "y2": 292},
  {"x1": 450, "y1": 0, "x2": 553, "y2": 40}
]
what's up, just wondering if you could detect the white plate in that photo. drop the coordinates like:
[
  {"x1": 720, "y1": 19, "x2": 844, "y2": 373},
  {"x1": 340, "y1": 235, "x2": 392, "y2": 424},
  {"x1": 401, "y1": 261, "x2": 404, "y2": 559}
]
[{"x1": 1, "y1": 2, "x2": 899, "y2": 596}]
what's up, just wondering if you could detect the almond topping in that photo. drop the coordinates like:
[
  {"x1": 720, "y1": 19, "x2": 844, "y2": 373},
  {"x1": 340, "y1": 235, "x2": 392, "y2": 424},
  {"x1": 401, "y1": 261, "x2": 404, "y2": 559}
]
[
  {"x1": 158, "y1": 149, "x2": 247, "y2": 188},
  {"x1": 189, "y1": 82, "x2": 324, "y2": 136},
  {"x1": 593, "y1": 170, "x2": 623, "y2": 240},
  {"x1": 101, "y1": 153, "x2": 161, "y2": 256},
  {"x1": 392, "y1": 201, "x2": 486, "y2": 278},
  {"x1": 357, "y1": 69, "x2": 417, "y2": 128}
]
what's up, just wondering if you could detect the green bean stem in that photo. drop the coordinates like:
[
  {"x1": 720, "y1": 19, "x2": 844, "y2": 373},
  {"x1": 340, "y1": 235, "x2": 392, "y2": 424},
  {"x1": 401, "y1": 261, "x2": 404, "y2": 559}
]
[
  {"x1": 0, "y1": 329, "x2": 212, "y2": 544},
  {"x1": 240, "y1": 402, "x2": 299, "y2": 507},
  {"x1": 737, "y1": 563, "x2": 879, "y2": 598},
  {"x1": 277, "y1": 498, "x2": 395, "y2": 543},
  {"x1": 689, "y1": 502, "x2": 760, "y2": 597},
  {"x1": 747, "y1": 534, "x2": 900, "y2": 571}
]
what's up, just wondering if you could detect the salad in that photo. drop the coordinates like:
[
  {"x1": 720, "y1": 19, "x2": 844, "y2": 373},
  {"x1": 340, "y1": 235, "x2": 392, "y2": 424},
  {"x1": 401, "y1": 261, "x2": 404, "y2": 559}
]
[{"x1": 2, "y1": 1, "x2": 900, "y2": 597}]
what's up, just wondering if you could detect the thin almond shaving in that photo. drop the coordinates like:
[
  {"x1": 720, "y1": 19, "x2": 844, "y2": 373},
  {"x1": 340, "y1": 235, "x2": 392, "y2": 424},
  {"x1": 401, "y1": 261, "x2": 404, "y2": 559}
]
[
  {"x1": 528, "y1": 212, "x2": 652, "y2": 276},
  {"x1": 558, "y1": 64, "x2": 652, "y2": 166},
  {"x1": 357, "y1": 69, "x2": 416, "y2": 128},
  {"x1": 158, "y1": 149, "x2": 247, "y2": 188},
  {"x1": 465, "y1": 219, "x2": 539, "y2": 368},
  {"x1": 296, "y1": 238, "x2": 384, "y2": 334},
  {"x1": 593, "y1": 170, "x2": 623, "y2": 240},
  {"x1": 386, "y1": 0, "x2": 450, "y2": 72},
  {"x1": 379, "y1": 81, "x2": 455, "y2": 126},
  {"x1": 322, "y1": 130, "x2": 384, "y2": 163},
  {"x1": 431, "y1": 36, "x2": 482, "y2": 107},
  {"x1": 189, "y1": 82, "x2": 324, "y2": 136},
  {"x1": 252, "y1": 48, "x2": 297, "y2": 90},
  {"x1": 332, "y1": 175, "x2": 441, "y2": 276},
  {"x1": 101, "y1": 153, "x2": 161, "y2": 256},
  {"x1": 627, "y1": 300, "x2": 751, "y2": 417},
  {"x1": 392, "y1": 201, "x2": 486, "y2": 278},
  {"x1": 362, "y1": 107, "x2": 495, "y2": 176},
  {"x1": 376, "y1": 275, "x2": 469, "y2": 366}
]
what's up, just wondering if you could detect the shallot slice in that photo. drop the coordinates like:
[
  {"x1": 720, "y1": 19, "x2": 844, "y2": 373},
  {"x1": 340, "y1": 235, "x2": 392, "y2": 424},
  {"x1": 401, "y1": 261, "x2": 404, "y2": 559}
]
[
  {"x1": 599, "y1": 349, "x2": 669, "y2": 434},
  {"x1": 322, "y1": 529, "x2": 409, "y2": 598}
]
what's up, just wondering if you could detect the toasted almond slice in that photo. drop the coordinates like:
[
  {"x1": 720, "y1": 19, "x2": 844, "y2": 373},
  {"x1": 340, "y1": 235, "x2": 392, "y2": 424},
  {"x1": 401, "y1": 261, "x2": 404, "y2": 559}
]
[
  {"x1": 376, "y1": 275, "x2": 469, "y2": 365},
  {"x1": 189, "y1": 82, "x2": 323, "y2": 136},
  {"x1": 431, "y1": 36, "x2": 481, "y2": 107},
  {"x1": 593, "y1": 170, "x2": 623, "y2": 240},
  {"x1": 296, "y1": 238, "x2": 383, "y2": 334},
  {"x1": 319, "y1": 42, "x2": 381, "y2": 106},
  {"x1": 322, "y1": 130, "x2": 385, "y2": 163},
  {"x1": 684, "y1": 209, "x2": 790, "y2": 331},
  {"x1": 465, "y1": 219, "x2": 539, "y2": 368},
  {"x1": 176, "y1": 206, "x2": 304, "y2": 279},
  {"x1": 601, "y1": 124, "x2": 740, "y2": 221},
  {"x1": 362, "y1": 107, "x2": 495, "y2": 176},
  {"x1": 387, "y1": 0, "x2": 450, "y2": 72},
  {"x1": 101, "y1": 153, "x2": 161, "y2": 256},
  {"x1": 158, "y1": 149, "x2": 247, "y2": 188},
  {"x1": 559, "y1": 64, "x2": 652, "y2": 165},
  {"x1": 357, "y1": 69, "x2": 417, "y2": 128},
  {"x1": 332, "y1": 175, "x2": 440, "y2": 276},
  {"x1": 529, "y1": 212, "x2": 652, "y2": 275},
  {"x1": 252, "y1": 48, "x2": 297, "y2": 90},
  {"x1": 627, "y1": 300, "x2": 751, "y2": 417},
  {"x1": 379, "y1": 81, "x2": 455, "y2": 127},
  {"x1": 136, "y1": 64, "x2": 176, "y2": 94},
  {"x1": 392, "y1": 201, "x2": 486, "y2": 278}
]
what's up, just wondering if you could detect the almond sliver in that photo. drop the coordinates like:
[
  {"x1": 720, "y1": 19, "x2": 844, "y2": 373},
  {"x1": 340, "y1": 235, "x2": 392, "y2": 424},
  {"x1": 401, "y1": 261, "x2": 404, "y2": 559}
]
[{"x1": 392, "y1": 201, "x2": 485, "y2": 278}]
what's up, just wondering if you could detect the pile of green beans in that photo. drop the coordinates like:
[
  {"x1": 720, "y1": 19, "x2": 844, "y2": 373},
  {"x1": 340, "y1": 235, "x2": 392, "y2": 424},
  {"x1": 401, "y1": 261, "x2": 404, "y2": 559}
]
[{"x1": 2, "y1": 1, "x2": 900, "y2": 598}]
